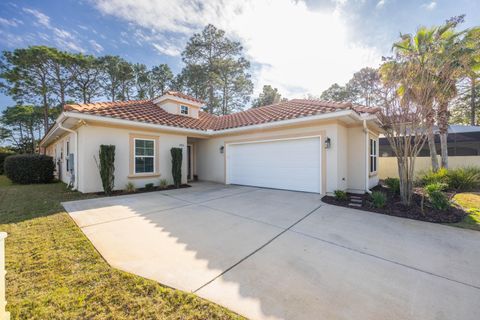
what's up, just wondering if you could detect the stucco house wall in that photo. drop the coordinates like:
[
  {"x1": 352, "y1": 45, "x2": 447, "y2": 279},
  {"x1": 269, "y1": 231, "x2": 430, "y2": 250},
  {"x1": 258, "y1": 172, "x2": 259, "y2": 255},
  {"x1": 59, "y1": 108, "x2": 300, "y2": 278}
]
[
  {"x1": 45, "y1": 132, "x2": 76, "y2": 185},
  {"x1": 58, "y1": 124, "x2": 189, "y2": 193},
  {"x1": 196, "y1": 120, "x2": 363, "y2": 194}
]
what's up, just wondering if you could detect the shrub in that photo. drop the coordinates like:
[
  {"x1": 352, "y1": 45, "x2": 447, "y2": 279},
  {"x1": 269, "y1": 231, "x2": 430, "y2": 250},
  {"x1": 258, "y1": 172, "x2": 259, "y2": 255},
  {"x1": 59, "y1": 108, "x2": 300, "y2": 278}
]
[
  {"x1": 446, "y1": 167, "x2": 480, "y2": 191},
  {"x1": 4, "y1": 154, "x2": 54, "y2": 184},
  {"x1": 125, "y1": 182, "x2": 135, "y2": 193},
  {"x1": 0, "y1": 152, "x2": 15, "y2": 175},
  {"x1": 384, "y1": 177, "x2": 400, "y2": 194},
  {"x1": 425, "y1": 183, "x2": 449, "y2": 210},
  {"x1": 145, "y1": 183, "x2": 154, "y2": 190},
  {"x1": 371, "y1": 191, "x2": 387, "y2": 208},
  {"x1": 95, "y1": 145, "x2": 115, "y2": 196},
  {"x1": 418, "y1": 168, "x2": 449, "y2": 186},
  {"x1": 334, "y1": 190, "x2": 348, "y2": 201},
  {"x1": 159, "y1": 179, "x2": 168, "y2": 189},
  {"x1": 171, "y1": 148, "x2": 182, "y2": 188}
]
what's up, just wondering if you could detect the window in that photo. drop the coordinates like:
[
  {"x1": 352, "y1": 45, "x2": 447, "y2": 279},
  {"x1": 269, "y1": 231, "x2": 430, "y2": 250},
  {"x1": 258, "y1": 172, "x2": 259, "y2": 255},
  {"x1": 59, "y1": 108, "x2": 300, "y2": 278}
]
[
  {"x1": 370, "y1": 138, "x2": 377, "y2": 173},
  {"x1": 134, "y1": 139, "x2": 155, "y2": 173},
  {"x1": 66, "y1": 141, "x2": 70, "y2": 171},
  {"x1": 180, "y1": 105, "x2": 189, "y2": 115}
]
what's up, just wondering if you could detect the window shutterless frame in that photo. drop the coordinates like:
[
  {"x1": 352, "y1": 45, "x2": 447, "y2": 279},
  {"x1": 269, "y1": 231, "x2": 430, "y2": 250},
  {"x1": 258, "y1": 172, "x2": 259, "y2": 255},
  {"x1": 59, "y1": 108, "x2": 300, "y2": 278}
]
[
  {"x1": 133, "y1": 138, "x2": 155, "y2": 174},
  {"x1": 369, "y1": 138, "x2": 377, "y2": 173},
  {"x1": 180, "y1": 105, "x2": 189, "y2": 115}
]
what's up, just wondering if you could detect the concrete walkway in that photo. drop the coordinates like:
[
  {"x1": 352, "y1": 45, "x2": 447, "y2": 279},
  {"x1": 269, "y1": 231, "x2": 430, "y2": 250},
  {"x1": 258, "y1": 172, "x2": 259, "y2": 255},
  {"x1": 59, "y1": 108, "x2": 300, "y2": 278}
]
[{"x1": 63, "y1": 182, "x2": 480, "y2": 320}]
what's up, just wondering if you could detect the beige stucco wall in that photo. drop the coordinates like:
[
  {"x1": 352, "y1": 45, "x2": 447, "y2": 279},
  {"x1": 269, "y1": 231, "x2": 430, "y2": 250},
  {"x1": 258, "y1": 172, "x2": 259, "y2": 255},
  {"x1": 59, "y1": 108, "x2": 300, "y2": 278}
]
[
  {"x1": 76, "y1": 125, "x2": 188, "y2": 193},
  {"x1": 195, "y1": 121, "x2": 373, "y2": 194},
  {"x1": 45, "y1": 132, "x2": 76, "y2": 185},
  {"x1": 379, "y1": 156, "x2": 480, "y2": 179}
]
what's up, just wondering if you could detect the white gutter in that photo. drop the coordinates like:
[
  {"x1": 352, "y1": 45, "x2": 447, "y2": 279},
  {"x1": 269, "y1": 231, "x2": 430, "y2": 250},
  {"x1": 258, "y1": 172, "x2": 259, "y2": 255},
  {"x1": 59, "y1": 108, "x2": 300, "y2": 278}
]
[
  {"x1": 57, "y1": 120, "x2": 79, "y2": 191},
  {"x1": 363, "y1": 119, "x2": 372, "y2": 194}
]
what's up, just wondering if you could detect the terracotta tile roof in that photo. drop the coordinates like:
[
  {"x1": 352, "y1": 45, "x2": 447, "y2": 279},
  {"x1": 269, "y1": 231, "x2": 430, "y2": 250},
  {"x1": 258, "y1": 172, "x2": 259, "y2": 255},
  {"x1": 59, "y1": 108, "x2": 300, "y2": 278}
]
[{"x1": 63, "y1": 98, "x2": 377, "y2": 132}]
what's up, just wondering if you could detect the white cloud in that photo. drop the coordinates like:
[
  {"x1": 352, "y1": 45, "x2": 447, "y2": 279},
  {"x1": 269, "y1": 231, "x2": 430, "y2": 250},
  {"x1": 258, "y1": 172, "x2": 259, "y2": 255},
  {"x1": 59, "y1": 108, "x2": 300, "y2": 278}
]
[
  {"x1": 422, "y1": 1, "x2": 437, "y2": 10},
  {"x1": 89, "y1": 39, "x2": 104, "y2": 53},
  {"x1": 93, "y1": 0, "x2": 381, "y2": 97},
  {"x1": 23, "y1": 8, "x2": 51, "y2": 27},
  {"x1": 376, "y1": 0, "x2": 386, "y2": 9},
  {"x1": 23, "y1": 7, "x2": 85, "y2": 53},
  {"x1": 0, "y1": 17, "x2": 22, "y2": 27},
  {"x1": 152, "y1": 43, "x2": 181, "y2": 56}
]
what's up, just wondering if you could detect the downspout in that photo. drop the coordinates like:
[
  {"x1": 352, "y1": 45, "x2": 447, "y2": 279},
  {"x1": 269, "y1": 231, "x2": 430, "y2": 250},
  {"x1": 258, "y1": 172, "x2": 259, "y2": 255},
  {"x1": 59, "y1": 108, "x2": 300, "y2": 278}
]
[
  {"x1": 363, "y1": 119, "x2": 372, "y2": 194},
  {"x1": 57, "y1": 121, "x2": 78, "y2": 191}
]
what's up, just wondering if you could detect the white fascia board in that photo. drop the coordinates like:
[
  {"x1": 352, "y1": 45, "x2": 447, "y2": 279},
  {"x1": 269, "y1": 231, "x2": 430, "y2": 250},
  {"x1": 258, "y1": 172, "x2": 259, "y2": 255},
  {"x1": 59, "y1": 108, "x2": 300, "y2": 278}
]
[{"x1": 39, "y1": 113, "x2": 67, "y2": 147}]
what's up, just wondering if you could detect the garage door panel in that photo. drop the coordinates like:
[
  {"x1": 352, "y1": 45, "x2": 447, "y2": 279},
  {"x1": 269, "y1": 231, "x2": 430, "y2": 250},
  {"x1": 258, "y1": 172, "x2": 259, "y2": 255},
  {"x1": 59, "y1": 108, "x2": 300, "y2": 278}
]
[{"x1": 227, "y1": 137, "x2": 321, "y2": 193}]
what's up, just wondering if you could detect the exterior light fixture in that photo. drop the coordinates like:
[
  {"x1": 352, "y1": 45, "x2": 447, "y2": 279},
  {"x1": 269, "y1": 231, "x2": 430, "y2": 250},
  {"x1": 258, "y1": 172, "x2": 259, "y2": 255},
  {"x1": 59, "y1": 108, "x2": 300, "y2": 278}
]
[
  {"x1": 325, "y1": 137, "x2": 331, "y2": 149},
  {"x1": 220, "y1": 146, "x2": 225, "y2": 154}
]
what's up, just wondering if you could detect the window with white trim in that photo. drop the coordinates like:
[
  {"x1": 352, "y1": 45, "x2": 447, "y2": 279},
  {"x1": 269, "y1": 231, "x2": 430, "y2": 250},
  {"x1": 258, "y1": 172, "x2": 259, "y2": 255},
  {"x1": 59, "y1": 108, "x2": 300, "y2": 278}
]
[
  {"x1": 134, "y1": 139, "x2": 155, "y2": 173},
  {"x1": 369, "y1": 138, "x2": 377, "y2": 173},
  {"x1": 180, "y1": 105, "x2": 189, "y2": 115}
]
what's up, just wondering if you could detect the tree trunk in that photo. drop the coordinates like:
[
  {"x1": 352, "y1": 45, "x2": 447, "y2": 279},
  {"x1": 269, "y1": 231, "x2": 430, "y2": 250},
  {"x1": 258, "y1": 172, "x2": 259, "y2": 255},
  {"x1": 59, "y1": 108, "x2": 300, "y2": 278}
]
[
  {"x1": 438, "y1": 102, "x2": 449, "y2": 169},
  {"x1": 43, "y1": 92, "x2": 49, "y2": 134},
  {"x1": 397, "y1": 159, "x2": 412, "y2": 206},
  {"x1": 426, "y1": 124, "x2": 439, "y2": 172},
  {"x1": 471, "y1": 77, "x2": 476, "y2": 126}
]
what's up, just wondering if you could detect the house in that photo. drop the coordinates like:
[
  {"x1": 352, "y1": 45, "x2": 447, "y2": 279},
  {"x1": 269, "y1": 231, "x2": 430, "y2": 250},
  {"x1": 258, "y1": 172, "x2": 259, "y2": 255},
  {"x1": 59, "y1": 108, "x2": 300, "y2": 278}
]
[{"x1": 39, "y1": 91, "x2": 381, "y2": 194}]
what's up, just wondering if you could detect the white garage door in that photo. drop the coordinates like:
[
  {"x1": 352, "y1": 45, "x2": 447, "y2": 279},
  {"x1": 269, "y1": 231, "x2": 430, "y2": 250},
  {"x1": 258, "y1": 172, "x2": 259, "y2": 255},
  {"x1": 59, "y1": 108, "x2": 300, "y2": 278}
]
[{"x1": 227, "y1": 137, "x2": 321, "y2": 193}]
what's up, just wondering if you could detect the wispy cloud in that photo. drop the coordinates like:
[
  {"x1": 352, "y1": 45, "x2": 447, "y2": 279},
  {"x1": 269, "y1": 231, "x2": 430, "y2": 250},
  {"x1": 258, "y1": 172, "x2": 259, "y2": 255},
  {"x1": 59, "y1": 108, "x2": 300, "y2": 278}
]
[
  {"x1": 376, "y1": 0, "x2": 387, "y2": 9},
  {"x1": 422, "y1": 1, "x2": 437, "y2": 10},
  {"x1": 0, "y1": 17, "x2": 23, "y2": 27},
  {"x1": 89, "y1": 39, "x2": 104, "y2": 53},
  {"x1": 93, "y1": 0, "x2": 380, "y2": 96},
  {"x1": 23, "y1": 7, "x2": 85, "y2": 53},
  {"x1": 23, "y1": 8, "x2": 51, "y2": 27}
]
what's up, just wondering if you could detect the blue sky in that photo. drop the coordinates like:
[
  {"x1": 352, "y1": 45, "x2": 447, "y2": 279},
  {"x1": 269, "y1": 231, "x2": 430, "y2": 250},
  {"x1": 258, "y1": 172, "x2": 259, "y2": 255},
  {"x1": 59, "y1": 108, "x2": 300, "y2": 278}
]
[{"x1": 0, "y1": 0, "x2": 479, "y2": 110}]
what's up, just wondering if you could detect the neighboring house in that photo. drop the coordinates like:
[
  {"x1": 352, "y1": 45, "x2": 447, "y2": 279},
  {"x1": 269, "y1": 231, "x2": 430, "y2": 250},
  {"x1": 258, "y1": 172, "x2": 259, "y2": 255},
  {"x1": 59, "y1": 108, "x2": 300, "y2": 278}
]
[
  {"x1": 379, "y1": 125, "x2": 480, "y2": 179},
  {"x1": 39, "y1": 91, "x2": 381, "y2": 194}
]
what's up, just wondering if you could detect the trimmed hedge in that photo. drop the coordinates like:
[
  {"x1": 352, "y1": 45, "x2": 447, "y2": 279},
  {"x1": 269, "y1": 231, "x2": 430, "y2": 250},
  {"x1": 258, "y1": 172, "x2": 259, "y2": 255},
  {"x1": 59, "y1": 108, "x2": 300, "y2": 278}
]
[
  {"x1": 0, "y1": 152, "x2": 15, "y2": 175},
  {"x1": 4, "y1": 154, "x2": 54, "y2": 184}
]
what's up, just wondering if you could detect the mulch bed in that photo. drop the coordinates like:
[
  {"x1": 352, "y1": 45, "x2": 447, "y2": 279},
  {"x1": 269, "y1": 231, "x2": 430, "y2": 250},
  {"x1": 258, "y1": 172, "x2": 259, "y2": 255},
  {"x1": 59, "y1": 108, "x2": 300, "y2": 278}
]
[
  {"x1": 90, "y1": 184, "x2": 191, "y2": 197},
  {"x1": 322, "y1": 185, "x2": 467, "y2": 223}
]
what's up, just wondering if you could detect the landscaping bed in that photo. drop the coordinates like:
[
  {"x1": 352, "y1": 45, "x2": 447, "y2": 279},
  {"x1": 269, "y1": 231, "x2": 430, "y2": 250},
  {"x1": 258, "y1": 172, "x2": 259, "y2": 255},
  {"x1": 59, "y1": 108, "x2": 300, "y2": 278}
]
[
  {"x1": 92, "y1": 183, "x2": 191, "y2": 196},
  {"x1": 322, "y1": 185, "x2": 467, "y2": 223}
]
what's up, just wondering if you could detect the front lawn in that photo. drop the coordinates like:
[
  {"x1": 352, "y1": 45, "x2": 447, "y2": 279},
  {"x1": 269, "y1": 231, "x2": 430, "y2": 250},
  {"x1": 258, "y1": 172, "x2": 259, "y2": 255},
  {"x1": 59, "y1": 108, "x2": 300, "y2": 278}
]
[
  {"x1": 0, "y1": 176, "x2": 242, "y2": 319},
  {"x1": 450, "y1": 193, "x2": 480, "y2": 231}
]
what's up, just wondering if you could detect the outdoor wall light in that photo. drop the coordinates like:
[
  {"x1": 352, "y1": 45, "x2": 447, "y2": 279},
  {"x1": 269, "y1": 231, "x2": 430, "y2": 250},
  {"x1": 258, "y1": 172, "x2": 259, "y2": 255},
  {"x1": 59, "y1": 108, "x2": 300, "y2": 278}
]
[
  {"x1": 220, "y1": 146, "x2": 225, "y2": 154},
  {"x1": 325, "y1": 137, "x2": 331, "y2": 149}
]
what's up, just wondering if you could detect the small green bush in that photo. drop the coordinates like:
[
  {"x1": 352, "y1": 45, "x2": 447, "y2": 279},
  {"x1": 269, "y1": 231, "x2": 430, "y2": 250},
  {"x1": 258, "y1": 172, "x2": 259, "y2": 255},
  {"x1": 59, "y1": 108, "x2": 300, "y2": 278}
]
[
  {"x1": 371, "y1": 191, "x2": 387, "y2": 208},
  {"x1": 425, "y1": 183, "x2": 449, "y2": 210},
  {"x1": 0, "y1": 152, "x2": 15, "y2": 175},
  {"x1": 384, "y1": 177, "x2": 400, "y2": 194},
  {"x1": 125, "y1": 182, "x2": 135, "y2": 192},
  {"x1": 447, "y1": 167, "x2": 480, "y2": 191},
  {"x1": 334, "y1": 190, "x2": 348, "y2": 201},
  {"x1": 159, "y1": 179, "x2": 168, "y2": 189},
  {"x1": 145, "y1": 183, "x2": 154, "y2": 190},
  {"x1": 4, "y1": 154, "x2": 54, "y2": 184},
  {"x1": 418, "y1": 168, "x2": 449, "y2": 186}
]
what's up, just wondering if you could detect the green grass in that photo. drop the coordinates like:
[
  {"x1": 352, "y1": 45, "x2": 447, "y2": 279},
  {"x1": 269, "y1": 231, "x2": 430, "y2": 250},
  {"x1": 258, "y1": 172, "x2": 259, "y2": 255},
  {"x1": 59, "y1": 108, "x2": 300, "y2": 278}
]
[
  {"x1": 0, "y1": 176, "x2": 243, "y2": 320},
  {"x1": 450, "y1": 193, "x2": 480, "y2": 231}
]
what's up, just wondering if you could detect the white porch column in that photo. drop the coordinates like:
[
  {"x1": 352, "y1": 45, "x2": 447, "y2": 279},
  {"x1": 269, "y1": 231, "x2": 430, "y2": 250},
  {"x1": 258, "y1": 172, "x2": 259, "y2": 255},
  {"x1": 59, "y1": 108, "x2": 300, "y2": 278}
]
[{"x1": 0, "y1": 232, "x2": 9, "y2": 320}]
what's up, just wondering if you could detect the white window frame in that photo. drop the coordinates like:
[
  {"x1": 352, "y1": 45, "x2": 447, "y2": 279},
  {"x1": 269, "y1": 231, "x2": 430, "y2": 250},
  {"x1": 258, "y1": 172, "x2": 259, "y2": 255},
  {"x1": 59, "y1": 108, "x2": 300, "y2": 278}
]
[
  {"x1": 134, "y1": 138, "x2": 155, "y2": 174},
  {"x1": 180, "y1": 105, "x2": 189, "y2": 115},
  {"x1": 369, "y1": 138, "x2": 378, "y2": 173}
]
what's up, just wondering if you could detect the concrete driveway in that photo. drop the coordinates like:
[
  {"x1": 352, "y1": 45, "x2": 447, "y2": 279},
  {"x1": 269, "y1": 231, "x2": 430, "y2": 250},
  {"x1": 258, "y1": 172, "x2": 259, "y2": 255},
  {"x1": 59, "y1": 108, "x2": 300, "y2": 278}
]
[{"x1": 63, "y1": 182, "x2": 480, "y2": 320}]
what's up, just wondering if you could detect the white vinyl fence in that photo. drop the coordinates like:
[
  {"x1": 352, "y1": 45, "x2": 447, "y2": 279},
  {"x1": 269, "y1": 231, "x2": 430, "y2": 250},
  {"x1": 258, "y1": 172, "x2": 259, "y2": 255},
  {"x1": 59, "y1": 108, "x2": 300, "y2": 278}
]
[{"x1": 0, "y1": 233, "x2": 9, "y2": 320}]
